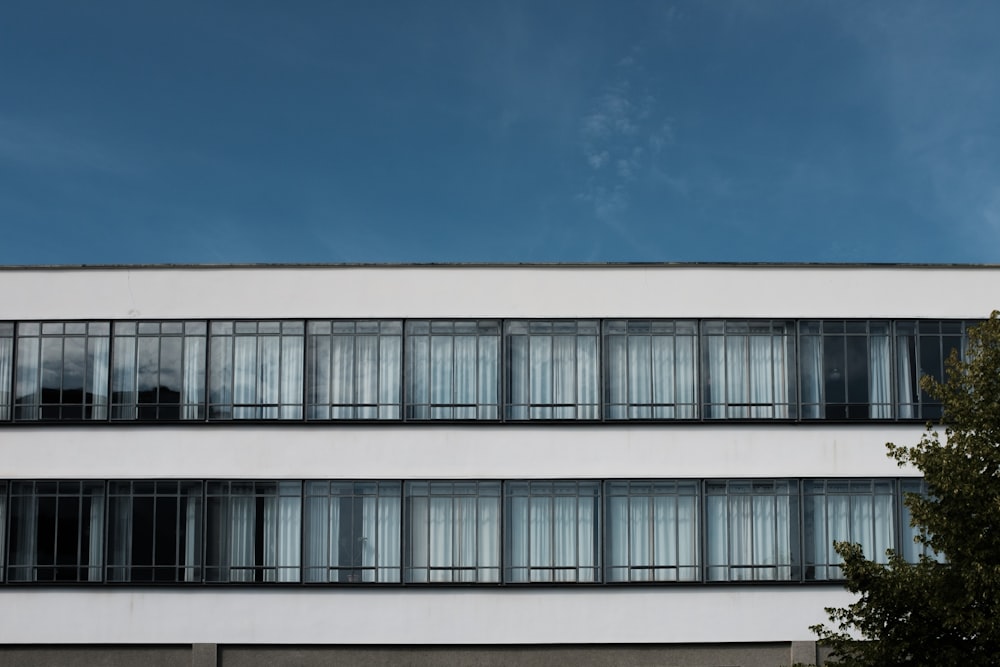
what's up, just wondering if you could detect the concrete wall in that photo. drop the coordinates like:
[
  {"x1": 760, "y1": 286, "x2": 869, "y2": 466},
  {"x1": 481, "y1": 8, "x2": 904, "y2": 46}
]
[
  {"x1": 1, "y1": 264, "x2": 996, "y2": 320},
  {"x1": 2, "y1": 423, "x2": 923, "y2": 479},
  {"x1": 0, "y1": 587, "x2": 851, "y2": 645},
  {"x1": 0, "y1": 642, "x2": 832, "y2": 667}
]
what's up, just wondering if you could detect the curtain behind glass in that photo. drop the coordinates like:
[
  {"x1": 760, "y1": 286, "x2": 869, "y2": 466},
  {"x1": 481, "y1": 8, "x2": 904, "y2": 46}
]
[
  {"x1": 606, "y1": 483, "x2": 698, "y2": 582},
  {"x1": 505, "y1": 482, "x2": 599, "y2": 582},
  {"x1": 0, "y1": 329, "x2": 13, "y2": 420},
  {"x1": 869, "y1": 332, "x2": 892, "y2": 418}
]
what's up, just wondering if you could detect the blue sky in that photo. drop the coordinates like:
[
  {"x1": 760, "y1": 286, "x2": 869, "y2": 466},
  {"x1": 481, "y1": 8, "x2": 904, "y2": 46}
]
[{"x1": 2, "y1": 1, "x2": 999, "y2": 264}]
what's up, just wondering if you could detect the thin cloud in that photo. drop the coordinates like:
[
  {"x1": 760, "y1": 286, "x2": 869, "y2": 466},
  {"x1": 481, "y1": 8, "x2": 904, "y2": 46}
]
[
  {"x1": 0, "y1": 116, "x2": 137, "y2": 176},
  {"x1": 576, "y1": 52, "x2": 676, "y2": 231}
]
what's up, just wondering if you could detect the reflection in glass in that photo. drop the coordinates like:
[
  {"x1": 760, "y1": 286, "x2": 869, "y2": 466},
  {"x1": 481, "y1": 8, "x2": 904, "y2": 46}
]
[
  {"x1": 14, "y1": 322, "x2": 109, "y2": 420},
  {"x1": 112, "y1": 321, "x2": 206, "y2": 420}
]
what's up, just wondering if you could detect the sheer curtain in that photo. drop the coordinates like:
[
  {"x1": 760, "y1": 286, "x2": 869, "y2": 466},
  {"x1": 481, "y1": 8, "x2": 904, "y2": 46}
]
[
  {"x1": 799, "y1": 335, "x2": 822, "y2": 418},
  {"x1": 87, "y1": 335, "x2": 110, "y2": 419},
  {"x1": 264, "y1": 491, "x2": 301, "y2": 582},
  {"x1": 407, "y1": 490, "x2": 499, "y2": 583},
  {"x1": 707, "y1": 485, "x2": 793, "y2": 581},
  {"x1": 506, "y1": 483, "x2": 598, "y2": 582},
  {"x1": 1, "y1": 331, "x2": 15, "y2": 420},
  {"x1": 869, "y1": 334, "x2": 892, "y2": 418},
  {"x1": 809, "y1": 485, "x2": 895, "y2": 579},
  {"x1": 607, "y1": 490, "x2": 698, "y2": 582},
  {"x1": 303, "y1": 484, "x2": 400, "y2": 582},
  {"x1": 280, "y1": 335, "x2": 303, "y2": 419},
  {"x1": 229, "y1": 322, "x2": 304, "y2": 419},
  {"x1": 182, "y1": 335, "x2": 205, "y2": 419},
  {"x1": 896, "y1": 334, "x2": 917, "y2": 419},
  {"x1": 309, "y1": 323, "x2": 401, "y2": 420},
  {"x1": 86, "y1": 491, "x2": 105, "y2": 581},
  {"x1": 10, "y1": 491, "x2": 37, "y2": 581}
]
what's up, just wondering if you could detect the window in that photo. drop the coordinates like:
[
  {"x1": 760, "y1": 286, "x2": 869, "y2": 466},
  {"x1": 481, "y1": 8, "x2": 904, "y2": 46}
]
[
  {"x1": 306, "y1": 321, "x2": 401, "y2": 420},
  {"x1": 605, "y1": 480, "x2": 699, "y2": 582},
  {"x1": 800, "y1": 321, "x2": 893, "y2": 420},
  {"x1": 898, "y1": 479, "x2": 943, "y2": 563},
  {"x1": 405, "y1": 320, "x2": 499, "y2": 420},
  {"x1": 895, "y1": 320, "x2": 970, "y2": 420},
  {"x1": 107, "y1": 481, "x2": 203, "y2": 582},
  {"x1": 706, "y1": 480, "x2": 798, "y2": 581},
  {"x1": 804, "y1": 479, "x2": 895, "y2": 580},
  {"x1": 7, "y1": 481, "x2": 105, "y2": 582},
  {"x1": 506, "y1": 320, "x2": 599, "y2": 420},
  {"x1": 111, "y1": 321, "x2": 207, "y2": 420},
  {"x1": 604, "y1": 320, "x2": 698, "y2": 419},
  {"x1": 0, "y1": 323, "x2": 12, "y2": 421},
  {"x1": 504, "y1": 481, "x2": 600, "y2": 582},
  {"x1": 209, "y1": 321, "x2": 304, "y2": 420},
  {"x1": 702, "y1": 321, "x2": 795, "y2": 419},
  {"x1": 0, "y1": 482, "x2": 6, "y2": 581},
  {"x1": 14, "y1": 322, "x2": 110, "y2": 420},
  {"x1": 205, "y1": 481, "x2": 301, "y2": 582},
  {"x1": 302, "y1": 481, "x2": 400, "y2": 583},
  {"x1": 404, "y1": 481, "x2": 500, "y2": 583}
]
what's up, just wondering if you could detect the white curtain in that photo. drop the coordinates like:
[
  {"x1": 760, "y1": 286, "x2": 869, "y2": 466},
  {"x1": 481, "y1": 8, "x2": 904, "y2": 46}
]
[
  {"x1": 524, "y1": 334, "x2": 597, "y2": 420},
  {"x1": 609, "y1": 333, "x2": 697, "y2": 420},
  {"x1": 708, "y1": 332, "x2": 788, "y2": 419},
  {"x1": 111, "y1": 337, "x2": 136, "y2": 419},
  {"x1": 374, "y1": 495, "x2": 401, "y2": 581},
  {"x1": 406, "y1": 335, "x2": 430, "y2": 419},
  {"x1": 232, "y1": 336, "x2": 257, "y2": 419},
  {"x1": 378, "y1": 335, "x2": 401, "y2": 419},
  {"x1": 87, "y1": 492, "x2": 105, "y2": 581},
  {"x1": 707, "y1": 492, "x2": 791, "y2": 581},
  {"x1": 328, "y1": 335, "x2": 353, "y2": 418},
  {"x1": 509, "y1": 490, "x2": 596, "y2": 583},
  {"x1": 184, "y1": 487, "x2": 201, "y2": 582},
  {"x1": 576, "y1": 336, "x2": 599, "y2": 419},
  {"x1": 608, "y1": 494, "x2": 699, "y2": 582},
  {"x1": 799, "y1": 336, "x2": 822, "y2": 418},
  {"x1": 430, "y1": 337, "x2": 452, "y2": 417},
  {"x1": 408, "y1": 493, "x2": 494, "y2": 583},
  {"x1": 322, "y1": 332, "x2": 399, "y2": 420},
  {"x1": 452, "y1": 335, "x2": 476, "y2": 419},
  {"x1": 303, "y1": 490, "x2": 337, "y2": 582},
  {"x1": 88, "y1": 335, "x2": 110, "y2": 419},
  {"x1": 14, "y1": 337, "x2": 40, "y2": 419},
  {"x1": 304, "y1": 489, "x2": 400, "y2": 582},
  {"x1": 869, "y1": 335, "x2": 892, "y2": 418},
  {"x1": 280, "y1": 336, "x2": 303, "y2": 419},
  {"x1": 182, "y1": 336, "x2": 205, "y2": 419},
  {"x1": 814, "y1": 492, "x2": 894, "y2": 579},
  {"x1": 896, "y1": 336, "x2": 916, "y2": 419},
  {"x1": 11, "y1": 495, "x2": 37, "y2": 581},
  {"x1": 0, "y1": 335, "x2": 10, "y2": 420},
  {"x1": 264, "y1": 494, "x2": 301, "y2": 582},
  {"x1": 228, "y1": 489, "x2": 255, "y2": 582}
]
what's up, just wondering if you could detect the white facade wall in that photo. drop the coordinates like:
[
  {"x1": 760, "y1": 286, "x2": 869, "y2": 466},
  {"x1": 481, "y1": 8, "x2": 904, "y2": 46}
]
[{"x1": 0, "y1": 264, "x2": 994, "y2": 646}]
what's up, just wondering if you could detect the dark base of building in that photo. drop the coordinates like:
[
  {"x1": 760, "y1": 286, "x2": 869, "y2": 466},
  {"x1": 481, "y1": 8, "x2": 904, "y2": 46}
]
[{"x1": 0, "y1": 642, "x2": 834, "y2": 667}]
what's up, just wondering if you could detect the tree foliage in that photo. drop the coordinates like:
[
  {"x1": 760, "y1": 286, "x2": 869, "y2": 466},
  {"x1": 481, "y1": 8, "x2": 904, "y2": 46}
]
[{"x1": 813, "y1": 311, "x2": 1000, "y2": 666}]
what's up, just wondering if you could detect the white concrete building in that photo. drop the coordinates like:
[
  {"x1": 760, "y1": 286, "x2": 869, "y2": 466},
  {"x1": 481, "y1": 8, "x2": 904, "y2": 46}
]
[{"x1": 0, "y1": 263, "x2": 992, "y2": 667}]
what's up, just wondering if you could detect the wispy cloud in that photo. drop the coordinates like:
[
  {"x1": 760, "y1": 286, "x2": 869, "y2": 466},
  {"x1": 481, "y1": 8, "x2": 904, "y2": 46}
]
[
  {"x1": 575, "y1": 48, "x2": 677, "y2": 255},
  {"x1": 0, "y1": 116, "x2": 138, "y2": 176}
]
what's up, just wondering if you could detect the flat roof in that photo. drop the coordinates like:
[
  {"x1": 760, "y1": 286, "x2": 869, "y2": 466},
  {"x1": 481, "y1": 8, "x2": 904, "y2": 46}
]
[{"x1": 0, "y1": 261, "x2": 999, "y2": 271}]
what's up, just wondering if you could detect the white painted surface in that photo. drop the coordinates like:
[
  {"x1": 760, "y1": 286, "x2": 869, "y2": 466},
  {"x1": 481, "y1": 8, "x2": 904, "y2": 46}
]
[
  {"x1": 0, "y1": 264, "x2": 997, "y2": 320},
  {"x1": 0, "y1": 424, "x2": 923, "y2": 479},
  {"x1": 0, "y1": 587, "x2": 852, "y2": 644}
]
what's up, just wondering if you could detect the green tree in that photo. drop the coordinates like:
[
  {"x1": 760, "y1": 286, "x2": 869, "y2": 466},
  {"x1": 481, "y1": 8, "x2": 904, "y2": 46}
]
[{"x1": 812, "y1": 312, "x2": 1000, "y2": 666}]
